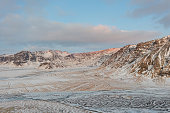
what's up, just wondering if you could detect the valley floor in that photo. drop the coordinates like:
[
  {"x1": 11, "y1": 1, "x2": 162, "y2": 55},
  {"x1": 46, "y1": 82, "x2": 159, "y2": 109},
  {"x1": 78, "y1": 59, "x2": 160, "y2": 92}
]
[
  {"x1": 0, "y1": 66, "x2": 138, "y2": 94},
  {"x1": 0, "y1": 88, "x2": 170, "y2": 112},
  {"x1": 0, "y1": 66, "x2": 170, "y2": 112}
]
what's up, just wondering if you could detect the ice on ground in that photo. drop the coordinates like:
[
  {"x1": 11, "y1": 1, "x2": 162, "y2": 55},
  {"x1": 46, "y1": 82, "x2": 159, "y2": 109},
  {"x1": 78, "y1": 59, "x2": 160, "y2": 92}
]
[
  {"x1": 0, "y1": 88, "x2": 170, "y2": 113},
  {"x1": 0, "y1": 66, "x2": 170, "y2": 112},
  {"x1": 0, "y1": 100, "x2": 91, "y2": 113}
]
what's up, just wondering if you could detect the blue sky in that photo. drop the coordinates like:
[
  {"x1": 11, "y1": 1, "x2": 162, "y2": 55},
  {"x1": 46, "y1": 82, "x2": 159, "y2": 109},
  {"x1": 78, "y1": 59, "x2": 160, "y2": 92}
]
[
  {"x1": 0, "y1": 0, "x2": 169, "y2": 54},
  {"x1": 45, "y1": 0, "x2": 168, "y2": 31}
]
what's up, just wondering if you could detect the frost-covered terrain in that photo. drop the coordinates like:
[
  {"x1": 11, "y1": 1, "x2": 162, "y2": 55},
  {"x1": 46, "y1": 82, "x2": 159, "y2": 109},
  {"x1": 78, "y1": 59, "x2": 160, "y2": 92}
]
[
  {"x1": 0, "y1": 36, "x2": 169, "y2": 112},
  {"x1": 101, "y1": 36, "x2": 170, "y2": 79},
  {"x1": 0, "y1": 88, "x2": 170, "y2": 112},
  {"x1": 0, "y1": 66, "x2": 170, "y2": 112},
  {"x1": 0, "y1": 66, "x2": 138, "y2": 94},
  {"x1": 0, "y1": 100, "x2": 91, "y2": 113},
  {"x1": 0, "y1": 48, "x2": 119, "y2": 69}
]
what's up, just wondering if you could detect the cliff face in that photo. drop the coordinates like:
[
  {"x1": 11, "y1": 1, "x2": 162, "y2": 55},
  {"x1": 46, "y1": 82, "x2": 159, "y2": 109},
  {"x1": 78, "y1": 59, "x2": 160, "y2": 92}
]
[{"x1": 101, "y1": 36, "x2": 170, "y2": 78}]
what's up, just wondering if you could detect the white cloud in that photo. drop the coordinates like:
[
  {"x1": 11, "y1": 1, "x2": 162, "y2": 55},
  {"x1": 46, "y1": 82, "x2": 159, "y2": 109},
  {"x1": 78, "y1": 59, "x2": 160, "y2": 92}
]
[
  {"x1": 0, "y1": 0, "x2": 162, "y2": 53},
  {"x1": 0, "y1": 14, "x2": 160, "y2": 46}
]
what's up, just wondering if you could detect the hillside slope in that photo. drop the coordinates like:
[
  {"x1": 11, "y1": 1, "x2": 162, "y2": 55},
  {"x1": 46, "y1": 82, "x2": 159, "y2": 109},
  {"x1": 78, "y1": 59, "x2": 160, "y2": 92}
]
[
  {"x1": 100, "y1": 36, "x2": 170, "y2": 80},
  {"x1": 0, "y1": 48, "x2": 119, "y2": 69}
]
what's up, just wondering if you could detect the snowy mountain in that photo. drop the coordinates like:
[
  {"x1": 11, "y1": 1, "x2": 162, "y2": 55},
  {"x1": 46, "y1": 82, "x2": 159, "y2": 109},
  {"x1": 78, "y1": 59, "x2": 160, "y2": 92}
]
[
  {"x1": 0, "y1": 36, "x2": 169, "y2": 79},
  {"x1": 0, "y1": 36, "x2": 169, "y2": 95},
  {"x1": 0, "y1": 48, "x2": 119, "y2": 69},
  {"x1": 100, "y1": 35, "x2": 170, "y2": 79}
]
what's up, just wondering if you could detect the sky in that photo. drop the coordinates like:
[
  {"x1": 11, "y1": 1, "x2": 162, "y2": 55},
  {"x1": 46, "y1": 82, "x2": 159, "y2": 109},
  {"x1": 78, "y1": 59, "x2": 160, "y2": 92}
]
[{"x1": 0, "y1": 0, "x2": 169, "y2": 54}]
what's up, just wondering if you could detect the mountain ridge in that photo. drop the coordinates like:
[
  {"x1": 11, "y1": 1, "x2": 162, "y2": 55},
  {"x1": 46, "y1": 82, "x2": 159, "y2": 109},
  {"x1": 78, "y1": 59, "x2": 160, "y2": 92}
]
[
  {"x1": 0, "y1": 48, "x2": 119, "y2": 69},
  {"x1": 0, "y1": 36, "x2": 169, "y2": 79}
]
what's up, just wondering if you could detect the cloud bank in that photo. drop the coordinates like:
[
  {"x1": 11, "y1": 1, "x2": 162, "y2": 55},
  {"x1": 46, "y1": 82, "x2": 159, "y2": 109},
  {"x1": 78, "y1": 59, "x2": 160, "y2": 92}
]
[
  {"x1": 0, "y1": 0, "x2": 162, "y2": 53},
  {"x1": 0, "y1": 14, "x2": 160, "y2": 46}
]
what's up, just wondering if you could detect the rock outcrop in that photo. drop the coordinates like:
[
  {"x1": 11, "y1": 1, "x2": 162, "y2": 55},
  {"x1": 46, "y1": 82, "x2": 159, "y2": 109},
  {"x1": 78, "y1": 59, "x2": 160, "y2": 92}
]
[{"x1": 101, "y1": 36, "x2": 170, "y2": 78}]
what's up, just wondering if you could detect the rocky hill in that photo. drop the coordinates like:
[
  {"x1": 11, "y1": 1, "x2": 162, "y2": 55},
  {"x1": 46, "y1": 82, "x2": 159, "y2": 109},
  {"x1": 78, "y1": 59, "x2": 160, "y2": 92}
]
[
  {"x1": 0, "y1": 48, "x2": 119, "y2": 69},
  {"x1": 101, "y1": 35, "x2": 170, "y2": 79},
  {"x1": 0, "y1": 36, "x2": 169, "y2": 79}
]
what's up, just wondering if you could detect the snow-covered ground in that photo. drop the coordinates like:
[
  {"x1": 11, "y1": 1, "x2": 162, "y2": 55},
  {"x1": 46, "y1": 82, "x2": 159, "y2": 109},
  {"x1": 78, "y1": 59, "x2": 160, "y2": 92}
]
[
  {"x1": 0, "y1": 66, "x2": 170, "y2": 112},
  {"x1": 0, "y1": 66, "x2": 140, "y2": 94},
  {"x1": 0, "y1": 100, "x2": 92, "y2": 113},
  {"x1": 0, "y1": 88, "x2": 170, "y2": 112}
]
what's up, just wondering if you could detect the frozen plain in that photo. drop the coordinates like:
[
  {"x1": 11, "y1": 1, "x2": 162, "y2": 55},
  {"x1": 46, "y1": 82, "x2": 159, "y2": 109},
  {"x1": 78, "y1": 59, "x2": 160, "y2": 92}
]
[{"x1": 0, "y1": 66, "x2": 170, "y2": 113}]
